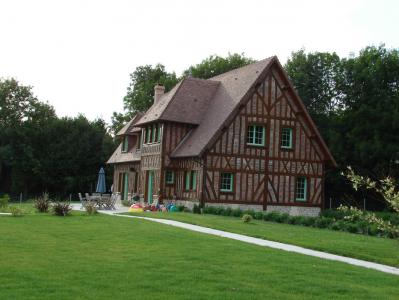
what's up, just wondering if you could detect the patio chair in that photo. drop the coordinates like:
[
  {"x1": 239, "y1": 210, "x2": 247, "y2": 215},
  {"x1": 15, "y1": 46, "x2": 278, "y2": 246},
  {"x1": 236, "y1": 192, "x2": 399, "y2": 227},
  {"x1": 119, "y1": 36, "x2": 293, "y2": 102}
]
[
  {"x1": 101, "y1": 194, "x2": 112, "y2": 210},
  {"x1": 109, "y1": 193, "x2": 118, "y2": 210},
  {"x1": 85, "y1": 193, "x2": 91, "y2": 202},
  {"x1": 78, "y1": 193, "x2": 86, "y2": 209}
]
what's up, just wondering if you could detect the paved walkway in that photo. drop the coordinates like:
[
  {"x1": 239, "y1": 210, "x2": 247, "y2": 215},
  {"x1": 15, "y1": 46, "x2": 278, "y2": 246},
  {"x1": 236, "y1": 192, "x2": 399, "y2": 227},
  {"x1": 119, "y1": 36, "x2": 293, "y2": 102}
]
[{"x1": 72, "y1": 204, "x2": 399, "y2": 276}]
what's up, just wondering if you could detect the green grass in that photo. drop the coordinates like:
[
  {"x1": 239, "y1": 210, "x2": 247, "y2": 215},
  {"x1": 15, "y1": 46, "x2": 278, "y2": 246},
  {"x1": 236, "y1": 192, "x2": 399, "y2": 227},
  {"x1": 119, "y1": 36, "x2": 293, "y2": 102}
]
[
  {"x1": 1, "y1": 213, "x2": 399, "y2": 299},
  {"x1": 125, "y1": 212, "x2": 399, "y2": 267}
]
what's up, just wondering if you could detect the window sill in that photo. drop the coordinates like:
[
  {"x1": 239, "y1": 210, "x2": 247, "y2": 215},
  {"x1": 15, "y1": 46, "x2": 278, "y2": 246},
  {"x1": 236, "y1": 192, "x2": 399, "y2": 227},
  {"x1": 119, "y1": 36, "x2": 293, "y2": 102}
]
[
  {"x1": 220, "y1": 190, "x2": 234, "y2": 194},
  {"x1": 246, "y1": 143, "x2": 266, "y2": 148},
  {"x1": 295, "y1": 199, "x2": 307, "y2": 202},
  {"x1": 281, "y1": 147, "x2": 294, "y2": 151}
]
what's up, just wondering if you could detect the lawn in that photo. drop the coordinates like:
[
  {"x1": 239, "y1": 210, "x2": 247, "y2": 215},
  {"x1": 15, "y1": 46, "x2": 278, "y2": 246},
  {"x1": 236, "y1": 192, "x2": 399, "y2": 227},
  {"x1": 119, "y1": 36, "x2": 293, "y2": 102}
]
[
  {"x1": 1, "y1": 212, "x2": 399, "y2": 299},
  {"x1": 125, "y1": 212, "x2": 399, "y2": 267}
]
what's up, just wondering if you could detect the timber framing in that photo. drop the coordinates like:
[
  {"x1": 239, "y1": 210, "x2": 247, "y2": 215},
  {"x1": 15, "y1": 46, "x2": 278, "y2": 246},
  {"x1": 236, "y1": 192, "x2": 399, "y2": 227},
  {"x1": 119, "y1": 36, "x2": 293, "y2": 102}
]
[{"x1": 107, "y1": 56, "x2": 336, "y2": 215}]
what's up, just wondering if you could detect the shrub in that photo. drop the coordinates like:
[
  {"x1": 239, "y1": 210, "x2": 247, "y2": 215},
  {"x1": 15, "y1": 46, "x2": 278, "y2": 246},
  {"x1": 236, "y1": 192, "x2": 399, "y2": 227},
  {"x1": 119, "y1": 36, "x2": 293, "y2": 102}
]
[
  {"x1": 314, "y1": 217, "x2": 333, "y2": 228},
  {"x1": 10, "y1": 206, "x2": 23, "y2": 217},
  {"x1": 321, "y1": 209, "x2": 346, "y2": 220},
  {"x1": 276, "y1": 213, "x2": 290, "y2": 223},
  {"x1": 221, "y1": 207, "x2": 232, "y2": 216},
  {"x1": 264, "y1": 211, "x2": 280, "y2": 222},
  {"x1": 254, "y1": 211, "x2": 263, "y2": 220},
  {"x1": 346, "y1": 223, "x2": 359, "y2": 233},
  {"x1": 0, "y1": 194, "x2": 10, "y2": 208},
  {"x1": 215, "y1": 206, "x2": 225, "y2": 215},
  {"x1": 183, "y1": 207, "x2": 191, "y2": 213},
  {"x1": 53, "y1": 202, "x2": 72, "y2": 216},
  {"x1": 121, "y1": 200, "x2": 133, "y2": 207},
  {"x1": 85, "y1": 201, "x2": 97, "y2": 215},
  {"x1": 193, "y1": 204, "x2": 201, "y2": 214},
  {"x1": 242, "y1": 214, "x2": 253, "y2": 223},
  {"x1": 289, "y1": 216, "x2": 306, "y2": 225},
  {"x1": 242, "y1": 209, "x2": 256, "y2": 217},
  {"x1": 231, "y1": 208, "x2": 243, "y2": 217},
  {"x1": 34, "y1": 193, "x2": 50, "y2": 213},
  {"x1": 330, "y1": 222, "x2": 341, "y2": 231},
  {"x1": 302, "y1": 217, "x2": 316, "y2": 227},
  {"x1": 177, "y1": 205, "x2": 185, "y2": 212}
]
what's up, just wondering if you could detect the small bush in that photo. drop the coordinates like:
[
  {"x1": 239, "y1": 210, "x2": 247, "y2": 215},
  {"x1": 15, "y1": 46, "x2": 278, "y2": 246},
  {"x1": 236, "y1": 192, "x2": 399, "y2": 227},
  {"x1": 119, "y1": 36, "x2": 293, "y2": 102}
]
[
  {"x1": 242, "y1": 214, "x2": 253, "y2": 223},
  {"x1": 288, "y1": 216, "x2": 306, "y2": 225},
  {"x1": 10, "y1": 206, "x2": 23, "y2": 217},
  {"x1": 231, "y1": 208, "x2": 243, "y2": 218},
  {"x1": 183, "y1": 207, "x2": 192, "y2": 213},
  {"x1": 177, "y1": 205, "x2": 185, "y2": 212},
  {"x1": 254, "y1": 211, "x2": 263, "y2": 220},
  {"x1": 276, "y1": 213, "x2": 290, "y2": 223},
  {"x1": 330, "y1": 222, "x2": 341, "y2": 231},
  {"x1": 193, "y1": 204, "x2": 201, "y2": 214},
  {"x1": 302, "y1": 217, "x2": 316, "y2": 227},
  {"x1": 215, "y1": 206, "x2": 225, "y2": 215},
  {"x1": 314, "y1": 217, "x2": 333, "y2": 228},
  {"x1": 85, "y1": 201, "x2": 97, "y2": 215},
  {"x1": 264, "y1": 211, "x2": 281, "y2": 222},
  {"x1": 0, "y1": 194, "x2": 10, "y2": 208},
  {"x1": 242, "y1": 209, "x2": 256, "y2": 217},
  {"x1": 221, "y1": 207, "x2": 232, "y2": 216},
  {"x1": 53, "y1": 202, "x2": 72, "y2": 216},
  {"x1": 34, "y1": 193, "x2": 50, "y2": 213},
  {"x1": 346, "y1": 223, "x2": 359, "y2": 233},
  {"x1": 121, "y1": 200, "x2": 133, "y2": 207}
]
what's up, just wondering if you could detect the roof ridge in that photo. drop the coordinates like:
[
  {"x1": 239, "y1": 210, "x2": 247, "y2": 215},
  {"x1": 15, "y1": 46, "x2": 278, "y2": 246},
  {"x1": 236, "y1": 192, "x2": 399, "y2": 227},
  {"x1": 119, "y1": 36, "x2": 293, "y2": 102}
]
[{"x1": 210, "y1": 56, "x2": 276, "y2": 80}]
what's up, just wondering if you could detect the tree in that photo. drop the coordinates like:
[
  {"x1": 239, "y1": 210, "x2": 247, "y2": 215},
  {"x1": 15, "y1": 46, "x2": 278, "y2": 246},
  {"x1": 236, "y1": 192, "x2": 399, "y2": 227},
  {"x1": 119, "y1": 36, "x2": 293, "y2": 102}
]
[
  {"x1": 123, "y1": 64, "x2": 178, "y2": 114},
  {"x1": 183, "y1": 53, "x2": 255, "y2": 79},
  {"x1": 285, "y1": 49, "x2": 344, "y2": 116}
]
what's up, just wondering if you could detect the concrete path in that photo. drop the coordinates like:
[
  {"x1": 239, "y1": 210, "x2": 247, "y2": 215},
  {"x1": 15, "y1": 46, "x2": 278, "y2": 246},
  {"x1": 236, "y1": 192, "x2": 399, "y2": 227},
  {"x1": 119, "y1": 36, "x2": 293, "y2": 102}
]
[{"x1": 71, "y1": 204, "x2": 399, "y2": 276}]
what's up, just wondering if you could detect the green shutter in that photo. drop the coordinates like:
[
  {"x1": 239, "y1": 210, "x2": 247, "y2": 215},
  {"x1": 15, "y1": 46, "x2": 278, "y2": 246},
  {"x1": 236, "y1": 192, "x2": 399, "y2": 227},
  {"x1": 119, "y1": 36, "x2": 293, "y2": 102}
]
[
  {"x1": 146, "y1": 126, "x2": 151, "y2": 144},
  {"x1": 157, "y1": 124, "x2": 161, "y2": 142},
  {"x1": 185, "y1": 172, "x2": 191, "y2": 190},
  {"x1": 192, "y1": 171, "x2": 197, "y2": 190},
  {"x1": 122, "y1": 136, "x2": 129, "y2": 152},
  {"x1": 123, "y1": 173, "x2": 129, "y2": 201}
]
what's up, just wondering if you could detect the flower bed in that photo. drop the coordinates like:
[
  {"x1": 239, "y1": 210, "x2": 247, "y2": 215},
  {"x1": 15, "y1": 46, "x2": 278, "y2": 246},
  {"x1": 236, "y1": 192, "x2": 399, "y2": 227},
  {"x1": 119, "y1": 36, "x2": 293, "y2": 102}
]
[{"x1": 199, "y1": 205, "x2": 399, "y2": 239}]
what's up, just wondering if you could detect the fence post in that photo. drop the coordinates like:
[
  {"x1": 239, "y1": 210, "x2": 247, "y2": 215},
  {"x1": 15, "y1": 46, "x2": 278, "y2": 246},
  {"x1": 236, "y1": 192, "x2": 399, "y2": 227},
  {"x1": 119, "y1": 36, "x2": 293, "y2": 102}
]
[
  {"x1": 19, "y1": 193, "x2": 22, "y2": 204},
  {"x1": 363, "y1": 198, "x2": 366, "y2": 211},
  {"x1": 329, "y1": 197, "x2": 332, "y2": 209},
  {"x1": 69, "y1": 194, "x2": 72, "y2": 202}
]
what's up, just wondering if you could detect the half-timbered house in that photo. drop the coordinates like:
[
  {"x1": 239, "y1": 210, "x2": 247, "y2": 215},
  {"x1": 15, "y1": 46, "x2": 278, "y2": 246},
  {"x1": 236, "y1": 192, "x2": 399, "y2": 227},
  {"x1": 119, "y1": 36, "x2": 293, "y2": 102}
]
[{"x1": 107, "y1": 56, "x2": 336, "y2": 216}]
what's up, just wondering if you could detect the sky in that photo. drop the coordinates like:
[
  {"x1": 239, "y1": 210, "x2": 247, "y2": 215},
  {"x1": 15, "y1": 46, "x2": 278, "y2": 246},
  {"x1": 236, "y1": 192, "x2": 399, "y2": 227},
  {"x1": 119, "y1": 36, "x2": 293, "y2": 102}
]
[{"x1": 0, "y1": 0, "x2": 398, "y2": 124}]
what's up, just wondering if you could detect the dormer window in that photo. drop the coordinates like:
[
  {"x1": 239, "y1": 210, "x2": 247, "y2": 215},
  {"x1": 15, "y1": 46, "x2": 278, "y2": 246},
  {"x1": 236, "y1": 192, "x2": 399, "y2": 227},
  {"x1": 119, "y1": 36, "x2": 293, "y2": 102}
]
[
  {"x1": 122, "y1": 136, "x2": 129, "y2": 152},
  {"x1": 143, "y1": 123, "x2": 162, "y2": 144}
]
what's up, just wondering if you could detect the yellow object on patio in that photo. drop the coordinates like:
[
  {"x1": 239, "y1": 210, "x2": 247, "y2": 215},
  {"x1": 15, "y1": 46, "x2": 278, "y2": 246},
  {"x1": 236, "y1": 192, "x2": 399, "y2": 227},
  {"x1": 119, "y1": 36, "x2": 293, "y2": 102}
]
[{"x1": 128, "y1": 203, "x2": 143, "y2": 213}]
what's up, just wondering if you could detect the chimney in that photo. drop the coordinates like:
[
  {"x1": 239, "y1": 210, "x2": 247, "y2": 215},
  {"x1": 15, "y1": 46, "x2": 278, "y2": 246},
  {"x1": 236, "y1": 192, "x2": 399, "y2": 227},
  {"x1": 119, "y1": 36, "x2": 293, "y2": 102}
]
[{"x1": 154, "y1": 84, "x2": 165, "y2": 104}]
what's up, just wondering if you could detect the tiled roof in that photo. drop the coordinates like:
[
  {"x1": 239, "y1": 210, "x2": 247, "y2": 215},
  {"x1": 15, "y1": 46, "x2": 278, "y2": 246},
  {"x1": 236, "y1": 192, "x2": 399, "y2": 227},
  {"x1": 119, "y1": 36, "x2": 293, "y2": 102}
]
[
  {"x1": 135, "y1": 78, "x2": 219, "y2": 125},
  {"x1": 116, "y1": 113, "x2": 144, "y2": 136},
  {"x1": 171, "y1": 57, "x2": 275, "y2": 157},
  {"x1": 106, "y1": 143, "x2": 141, "y2": 164}
]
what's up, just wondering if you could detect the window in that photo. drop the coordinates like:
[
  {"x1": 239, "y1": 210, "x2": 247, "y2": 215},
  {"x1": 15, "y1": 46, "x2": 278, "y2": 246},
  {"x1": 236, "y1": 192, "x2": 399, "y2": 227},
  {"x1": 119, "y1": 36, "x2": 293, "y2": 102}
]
[
  {"x1": 122, "y1": 136, "x2": 129, "y2": 152},
  {"x1": 185, "y1": 171, "x2": 197, "y2": 191},
  {"x1": 152, "y1": 124, "x2": 157, "y2": 142},
  {"x1": 295, "y1": 177, "x2": 307, "y2": 201},
  {"x1": 281, "y1": 127, "x2": 293, "y2": 149},
  {"x1": 165, "y1": 170, "x2": 174, "y2": 184},
  {"x1": 146, "y1": 126, "x2": 151, "y2": 144},
  {"x1": 220, "y1": 173, "x2": 233, "y2": 192},
  {"x1": 247, "y1": 124, "x2": 265, "y2": 146},
  {"x1": 157, "y1": 124, "x2": 161, "y2": 142}
]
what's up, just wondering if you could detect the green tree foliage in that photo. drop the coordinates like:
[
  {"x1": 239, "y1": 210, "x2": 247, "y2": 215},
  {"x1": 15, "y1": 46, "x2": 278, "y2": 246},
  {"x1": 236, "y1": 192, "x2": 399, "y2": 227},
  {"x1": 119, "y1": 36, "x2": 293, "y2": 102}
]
[
  {"x1": 0, "y1": 78, "x2": 115, "y2": 197},
  {"x1": 183, "y1": 53, "x2": 255, "y2": 79},
  {"x1": 123, "y1": 64, "x2": 178, "y2": 113},
  {"x1": 285, "y1": 46, "x2": 399, "y2": 207},
  {"x1": 285, "y1": 50, "x2": 344, "y2": 115}
]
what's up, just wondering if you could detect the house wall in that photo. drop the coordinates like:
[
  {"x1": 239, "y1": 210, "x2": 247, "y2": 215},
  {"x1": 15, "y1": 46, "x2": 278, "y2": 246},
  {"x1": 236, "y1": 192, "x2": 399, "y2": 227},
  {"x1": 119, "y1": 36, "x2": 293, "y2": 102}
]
[
  {"x1": 113, "y1": 162, "x2": 141, "y2": 195},
  {"x1": 203, "y1": 66, "x2": 325, "y2": 214}
]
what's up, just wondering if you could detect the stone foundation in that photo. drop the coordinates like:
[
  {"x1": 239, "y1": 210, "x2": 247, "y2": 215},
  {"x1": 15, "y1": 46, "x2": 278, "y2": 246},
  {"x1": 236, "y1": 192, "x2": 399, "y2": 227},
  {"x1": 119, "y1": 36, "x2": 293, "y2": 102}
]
[
  {"x1": 205, "y1": 202, "x2": 264, "y2": 212},
  {"x1": 266, "y1": 205, "x2": 321, "y2": 217},
  {"x1": 163, "y1": 199, "x2": 200, "y2": 210}
]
